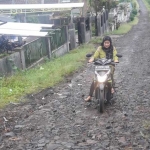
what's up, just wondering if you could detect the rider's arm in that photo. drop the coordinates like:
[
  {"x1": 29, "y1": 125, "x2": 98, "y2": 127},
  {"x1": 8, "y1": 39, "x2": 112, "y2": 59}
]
[
  {"x1": 113, "y1": 47, "x2": 119, "y2": 62},
  {"x1": 88, "y1": 47, "x2": 100, "y2": 63}
]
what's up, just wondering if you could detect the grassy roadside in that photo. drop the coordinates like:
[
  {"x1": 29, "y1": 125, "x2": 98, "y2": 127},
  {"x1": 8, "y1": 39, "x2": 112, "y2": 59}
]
[
  {"x1": 0, "y1": 44, "x2": 94, "y2": 108},
  {"x1": 110, "y1": 16, "x2": 138, "y2": 35},
  {"x1": 108, "y1": 0, "x2": 139, "y2": 35},
  {"x1": 89, "y1": 37, "x2": 102, "y2": 44},
  {"x1": 143, "y1": 0, "x2": 150, "y2": 11},
  {"x1": 134, "y1": 0, "x2": 139, "y2": 10}
]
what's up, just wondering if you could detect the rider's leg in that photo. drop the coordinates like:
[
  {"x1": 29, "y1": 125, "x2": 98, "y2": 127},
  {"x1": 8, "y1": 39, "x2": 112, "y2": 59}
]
[
  {"x1": 111, "y1": 66, "x2": 115, "y2": 93},
  {"x1": 85, "y1": 81, "x2": 97, "y2": 101}
]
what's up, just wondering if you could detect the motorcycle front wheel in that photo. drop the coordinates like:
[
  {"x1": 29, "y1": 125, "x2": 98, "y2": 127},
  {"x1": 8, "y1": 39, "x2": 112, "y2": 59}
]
[
  {"x1": 106, "y1": 83, "x2": 112, "y2": 102},
  {"x1": 97, "y1": 88, "x2": 105, "y2": 113}
]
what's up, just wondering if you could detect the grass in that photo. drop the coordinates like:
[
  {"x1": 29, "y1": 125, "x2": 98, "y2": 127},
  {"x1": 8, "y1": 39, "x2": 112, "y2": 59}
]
[
  {"x1": 143, "y1": 0, "x2": 150, "y2": 11},
  {"x1": 89, "y1": 37, "x2": 102, "y2": 44},
  {"x1": 110, "y1": 16, "x2": 138, "y2": 35},
  {"x1": 133, "y1": 0, "x2": 139, "y2": 10},
  {"x1": 0, "y1": 53, "x2": 9, "y2": 59},
  {"x1": 0, "y1": 44, "x2": 95, "y2": 108}
]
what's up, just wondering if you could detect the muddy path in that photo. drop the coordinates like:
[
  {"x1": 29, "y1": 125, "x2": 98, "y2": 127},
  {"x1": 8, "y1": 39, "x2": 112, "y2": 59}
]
[{"x1": 0, "y1": 0, "x2": 150, "y2": 149}]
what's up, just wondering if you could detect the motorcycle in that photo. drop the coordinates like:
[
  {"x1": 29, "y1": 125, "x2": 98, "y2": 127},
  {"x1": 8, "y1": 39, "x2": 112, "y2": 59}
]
[{"x1": 86, "y1": 54, "x2": 122, "y2": 113}]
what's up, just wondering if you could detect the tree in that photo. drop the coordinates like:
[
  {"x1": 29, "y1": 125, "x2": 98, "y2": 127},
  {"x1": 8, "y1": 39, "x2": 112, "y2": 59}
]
[{"x1": 88, "y1": 0, "x2": 118, "y2": 36}]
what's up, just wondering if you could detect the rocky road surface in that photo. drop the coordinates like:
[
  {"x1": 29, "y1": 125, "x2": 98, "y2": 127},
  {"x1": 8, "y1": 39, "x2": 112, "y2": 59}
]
[{"x1": 0, "y1": 0, "x2": 150, "y2": 149}]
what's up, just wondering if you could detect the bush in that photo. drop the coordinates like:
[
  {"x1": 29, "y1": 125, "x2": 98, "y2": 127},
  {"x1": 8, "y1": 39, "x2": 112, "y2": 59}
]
[
  {"x1": 133, "y1": 2, "x2": 137, "y2": 9},
  {"x1": 147, "y1": 0, "x2": 150, "y2": 5},
  {"x1": 130, "y1": 13, "x2": 135, "y2": 21},
  {"x1": 132, "y1": 9, "x2": 137, "y2": 15},
  {"x1": 129, "y1": 7, "x2": 137, "y2": 22}
]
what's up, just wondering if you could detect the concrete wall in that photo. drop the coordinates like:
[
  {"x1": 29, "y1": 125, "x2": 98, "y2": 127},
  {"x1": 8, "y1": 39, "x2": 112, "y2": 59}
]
[
  {"x1": 85, "y1": 31, "x2": 91, "y2": 43},
  {"x1": 0, "y1": 38, "x2": 69, "y2": 76},
  {"x1": 0, "y1": 52, "x2": 22, "y2": 76},
  {"x1": 52, "y1": 43, "x2": 69, "y2": 58}
]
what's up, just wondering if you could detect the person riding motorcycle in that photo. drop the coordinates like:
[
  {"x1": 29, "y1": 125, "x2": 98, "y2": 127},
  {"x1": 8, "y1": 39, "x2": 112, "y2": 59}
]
[{"x1": 85, "y1": 36, "x2": 119, "y2": 102}]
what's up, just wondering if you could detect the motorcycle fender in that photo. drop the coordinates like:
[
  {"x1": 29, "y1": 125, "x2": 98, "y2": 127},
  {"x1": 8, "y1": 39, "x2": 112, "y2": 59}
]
[{"x1": 99, "y1": 84, "x2": 104, "y2": 90}]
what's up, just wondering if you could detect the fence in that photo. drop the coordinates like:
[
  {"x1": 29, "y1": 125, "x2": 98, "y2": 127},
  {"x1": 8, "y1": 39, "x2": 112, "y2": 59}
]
[
  {"x1": 49, "y1": 26, "x2": 67, "y2": 51},
  {"x1": 23, "y1": 37, "x2": 47, "y2": 68},
  {"x1": 0, "y1": 10, "x2": 109, "y2": 76}
]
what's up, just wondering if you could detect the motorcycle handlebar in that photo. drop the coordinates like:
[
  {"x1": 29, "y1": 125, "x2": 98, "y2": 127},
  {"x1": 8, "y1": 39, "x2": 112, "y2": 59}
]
[{"x1": 87, "y1": 61, "x2": 119, "y2": 64}]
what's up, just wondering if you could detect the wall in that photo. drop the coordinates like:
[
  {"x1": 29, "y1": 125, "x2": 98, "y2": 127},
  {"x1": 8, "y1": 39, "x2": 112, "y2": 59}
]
[
  {"x1": 22, "y1": 37, "x2": 47, "y2": 68},
  {"x1": 85, "y1": 31, "x2": 91, "y2": 43},
  {"x1": 52, "y1": 43, "x2": 69, "y2": 58},
  {"x1": 0, "y1": 52, "x2": 22, "y2": 76},
  {"x1": 0, "y1": 37, "x2": 69, "y2": 76}
]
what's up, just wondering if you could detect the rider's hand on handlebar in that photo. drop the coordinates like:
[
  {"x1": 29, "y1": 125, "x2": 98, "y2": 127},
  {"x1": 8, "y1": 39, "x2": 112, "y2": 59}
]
[
  {"x1": 114, "y1": 60, "x2": 119, "y2": 63},
  {"x1": 88, "y1": 57, "x2": 94, "y2": 63}
]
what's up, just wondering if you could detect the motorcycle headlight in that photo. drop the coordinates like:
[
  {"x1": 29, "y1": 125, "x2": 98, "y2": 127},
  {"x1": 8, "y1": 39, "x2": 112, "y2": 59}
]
[{"x1": 97, "y1": 74, "x2": 107, "y2": 82}]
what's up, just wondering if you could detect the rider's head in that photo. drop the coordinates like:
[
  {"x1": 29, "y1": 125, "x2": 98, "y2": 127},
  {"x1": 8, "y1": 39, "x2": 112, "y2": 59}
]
[{"x1": 101, "y1": 36, "x2": 112, "y2": 49}]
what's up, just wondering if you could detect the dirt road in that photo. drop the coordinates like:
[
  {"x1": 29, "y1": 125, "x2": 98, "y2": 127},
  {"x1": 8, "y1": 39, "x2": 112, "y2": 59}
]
[{"x1": 0, "y1": 0, "x2": 150, "y2": 149}]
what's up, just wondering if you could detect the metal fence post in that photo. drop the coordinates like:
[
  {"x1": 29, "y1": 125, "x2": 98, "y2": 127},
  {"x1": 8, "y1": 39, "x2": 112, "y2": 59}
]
[
  {"x1": 68, "y1": 23, "x2": 76, "y2": 50},
  {"x1": 64, "y1": 25, "x2": 69, "y2": 52},
  {"x1": 47, "y1": 37, "x2": 52, "y2": 59}
]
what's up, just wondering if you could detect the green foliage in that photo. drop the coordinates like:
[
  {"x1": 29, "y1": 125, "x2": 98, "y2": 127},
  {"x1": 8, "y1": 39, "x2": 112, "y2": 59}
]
[
  {"x1": 132, "y1": 9, "x2": 137, "y2": 15},
  {"x1": 130, "y1": 8, "x2": 137, "y2": 21},
  {"x1": 143, "y1": 0, "x2": 150, "y2": 11},
  {"x1": 133, "y1": 2, "x2": 137, "y2": 9},
  {"x1": 0, "y1": 53, "x2": 9, "y2": 59},
  {"x1": 90, "y1": 37, "x2": 102, "y2": 44},
  {"x1": 146, "y1": 0, "x2": 150, "y2": 5},
  {"x1": 111, "y1": 17, "x2": 138, "y2": 35},
  {"x1": 88, "y1": 0, "x2": 118, "y2": 12},
  {"x1": 130, "y1": 13, "x2": 135, "y2": 21}
]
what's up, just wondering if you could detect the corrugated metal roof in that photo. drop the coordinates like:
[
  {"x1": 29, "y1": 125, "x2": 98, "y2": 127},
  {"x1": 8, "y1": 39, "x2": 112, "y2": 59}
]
[
  {"x1": 0, "y1": 22, "x2": 53, "y2": 30},
  {"x1": 0, "y1": 22, "x2": 54, "y2": 36},
  {"x1": 0, "y1": 3, "x2": 84, "y2": 9},
  {"x1": 0, "y1": 29, "x2": 48, "y2": 36}
]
